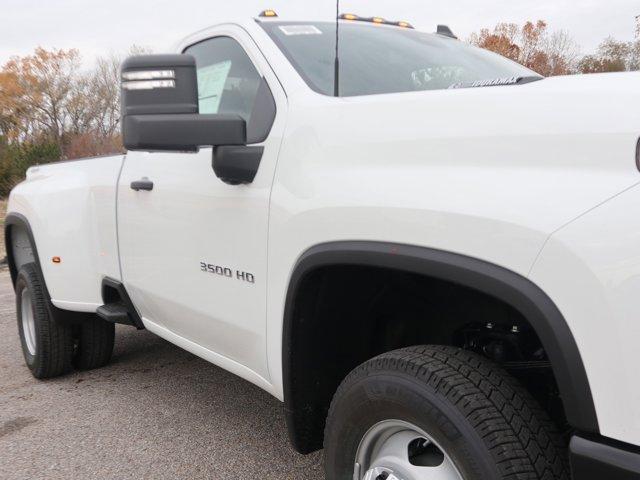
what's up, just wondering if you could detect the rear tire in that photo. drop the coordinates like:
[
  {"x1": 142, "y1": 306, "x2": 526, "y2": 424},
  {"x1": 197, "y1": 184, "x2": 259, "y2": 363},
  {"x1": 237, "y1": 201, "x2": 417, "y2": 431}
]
[
  {"x1": 15, "y1": 263, "x2": 74, "y2": 378},
  {"x1": 324, "y1": 345, "x2": 569, "y2": 480},
  {"x1": 73, "y1": 316, "x2": 115, "y2": 370}
]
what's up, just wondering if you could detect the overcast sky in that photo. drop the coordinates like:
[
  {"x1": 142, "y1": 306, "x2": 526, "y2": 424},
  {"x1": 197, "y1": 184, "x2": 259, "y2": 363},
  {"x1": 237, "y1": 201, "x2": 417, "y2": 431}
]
[{"x1": 1, "y1": 0, "x2": 638, "y2": 66}]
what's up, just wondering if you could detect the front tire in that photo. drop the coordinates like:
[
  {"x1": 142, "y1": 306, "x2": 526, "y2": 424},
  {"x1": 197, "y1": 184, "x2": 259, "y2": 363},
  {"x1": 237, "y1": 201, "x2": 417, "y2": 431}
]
[
  {"x1": 16, "y1": 263, "x2": 74, "y2": 378},
  {"x1": 324, "y1": 345, "x2": 569, "y2": 480}
]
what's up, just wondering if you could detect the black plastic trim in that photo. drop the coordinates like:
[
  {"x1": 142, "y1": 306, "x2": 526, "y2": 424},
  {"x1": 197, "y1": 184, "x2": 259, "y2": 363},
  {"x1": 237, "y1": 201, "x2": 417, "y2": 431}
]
[
  {"x1": 3, "y1": 213, "x2": 22, "y2": 287},
  {"x1": 120, "y1": 54, "x2": 199, "y2": 117},
  {"x1": 246, "y1": 77, "x2": 276, "y2": 144},
  {"x1": 101, "y1": 277, "x2": 145, "y2": 330},
  {"x1": 570, "y1": 435, "x2": 640, "y2": 479},
  {"x1": 212, "y1": 145, "x2": 264, "y2": 185},
  {"x1": 436, "y1": 25, "x2": 458, "y2": 39},
  {"x1": 4, "y1": 213, "x2": 88, "y2": 324},
  {"x1": 130, "y1": 178, "x2": 154, "y2": 191},
  {"x1": 282, "y1": 241, "x2": 599, "y2": 452},
  {"x1": 123, "y1": 113, "x2": 246, "y2": 151}
]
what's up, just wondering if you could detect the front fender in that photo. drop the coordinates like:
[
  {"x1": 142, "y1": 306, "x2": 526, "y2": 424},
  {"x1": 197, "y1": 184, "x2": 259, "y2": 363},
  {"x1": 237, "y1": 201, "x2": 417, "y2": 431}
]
[{"x1": 280, "y1": 241, "x2": 598, "y2": 453}]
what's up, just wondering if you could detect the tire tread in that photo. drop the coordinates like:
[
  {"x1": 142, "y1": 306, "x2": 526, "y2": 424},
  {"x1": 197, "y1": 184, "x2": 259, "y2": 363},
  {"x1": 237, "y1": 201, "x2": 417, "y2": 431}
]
[
  {"x1": 17, "y1": 263, "x2": 73, "y2": 378},
  {"x1": 73, "y1": 317, "x2": 115, "y2": 370},
  {"x1": 327, "y1": 345, "x2": 569, "y2": 480}
]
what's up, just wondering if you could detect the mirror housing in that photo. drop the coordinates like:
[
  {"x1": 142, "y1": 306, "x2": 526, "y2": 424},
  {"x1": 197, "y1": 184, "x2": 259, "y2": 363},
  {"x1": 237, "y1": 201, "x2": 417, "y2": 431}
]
[{"x1": 120, "y1": 54, "x2": 246, "y2": 151}]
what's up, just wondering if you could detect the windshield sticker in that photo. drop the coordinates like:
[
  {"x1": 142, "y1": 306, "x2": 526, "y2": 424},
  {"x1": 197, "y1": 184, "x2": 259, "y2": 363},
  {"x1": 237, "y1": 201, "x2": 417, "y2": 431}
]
[
  {"x1": 197, "y1": 60, "x2": 232, "y2": 114},
  {"x1": 279, "y1": 25, "x2": 323, "y2": 36}
]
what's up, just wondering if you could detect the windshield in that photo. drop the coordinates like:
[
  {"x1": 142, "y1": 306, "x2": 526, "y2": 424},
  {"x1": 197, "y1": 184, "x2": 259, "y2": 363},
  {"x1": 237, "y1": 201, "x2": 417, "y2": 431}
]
[{"x1": 260, "y1": 21, "x2": 541, "y2": 97}]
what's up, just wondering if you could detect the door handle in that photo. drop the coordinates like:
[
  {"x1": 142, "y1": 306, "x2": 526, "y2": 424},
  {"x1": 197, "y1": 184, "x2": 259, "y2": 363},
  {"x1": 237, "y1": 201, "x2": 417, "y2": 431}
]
[{"x1": 130, "y1": 178, "x2": 154, "y2": 191}]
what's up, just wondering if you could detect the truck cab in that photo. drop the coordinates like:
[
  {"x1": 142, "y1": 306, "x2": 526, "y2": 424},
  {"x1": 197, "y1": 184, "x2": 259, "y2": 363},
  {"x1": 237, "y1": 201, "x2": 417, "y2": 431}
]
[{"x1": 5, "y1": 12, "x2": 640, "y2": 479}]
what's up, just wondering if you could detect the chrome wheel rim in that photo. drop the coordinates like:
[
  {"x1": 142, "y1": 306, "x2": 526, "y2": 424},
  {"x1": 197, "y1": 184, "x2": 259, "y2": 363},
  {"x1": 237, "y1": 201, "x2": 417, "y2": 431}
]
[
  {"x1": 354, "y1": 420, "x2": 464, "y2": 480},
  {"x1": 21, "y1": 289, "x2": 36, "y2": 355}
]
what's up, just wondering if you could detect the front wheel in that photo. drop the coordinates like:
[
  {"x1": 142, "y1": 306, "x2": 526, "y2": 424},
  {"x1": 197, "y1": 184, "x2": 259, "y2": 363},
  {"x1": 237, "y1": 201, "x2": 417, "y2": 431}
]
[{"x1": 324, "y1": 345, "x2": 569, "y2": 480}]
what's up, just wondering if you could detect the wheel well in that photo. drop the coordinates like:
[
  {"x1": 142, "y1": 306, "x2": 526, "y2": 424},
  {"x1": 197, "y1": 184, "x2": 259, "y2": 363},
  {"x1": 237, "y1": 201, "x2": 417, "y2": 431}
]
[
  {"x1": 283, "y1": 242, "x2": 598, "y2": 454},
  {"x1": 4, "y1": 213, "x2": 89, "y2": 325},
  {"x1": 5, "y1": 221, "x2": 36, "y2": 287}
]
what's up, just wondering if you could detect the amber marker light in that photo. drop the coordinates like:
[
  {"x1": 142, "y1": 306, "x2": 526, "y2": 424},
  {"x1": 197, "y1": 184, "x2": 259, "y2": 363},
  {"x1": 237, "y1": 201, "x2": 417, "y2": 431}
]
[
  {"x1": 259, "y1": 9, "x2": 278, "y2": 17},
  {"x1": 52, "y1": 256, "x2": 61, "y2": 264},
  {"x1": 341, "y1": 13, "x2": 359, "y2": 20},
  {"x1": 372, "y1": 17, "x2": 385, "y2": 24}
]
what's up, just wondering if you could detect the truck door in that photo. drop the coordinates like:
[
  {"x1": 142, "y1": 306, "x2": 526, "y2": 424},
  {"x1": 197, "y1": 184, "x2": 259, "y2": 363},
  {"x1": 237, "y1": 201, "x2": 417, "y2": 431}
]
[{"x1": 117, "y1": 27, "x2": 285, "y2": 381}]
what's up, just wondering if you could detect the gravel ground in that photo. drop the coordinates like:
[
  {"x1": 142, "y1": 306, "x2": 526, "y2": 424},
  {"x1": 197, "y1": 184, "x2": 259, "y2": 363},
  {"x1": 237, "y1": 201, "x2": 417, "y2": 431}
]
[{"x1": 0, "y1": 269, "x2": 323, "y2": 479}]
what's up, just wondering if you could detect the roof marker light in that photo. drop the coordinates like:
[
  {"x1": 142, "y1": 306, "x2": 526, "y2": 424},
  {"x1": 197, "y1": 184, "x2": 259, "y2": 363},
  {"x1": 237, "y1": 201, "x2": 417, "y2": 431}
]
[
  {"x1": 397, "y1": 21, "x2": 414, "y2": 29},
  {"x1": 259, "y1": 9, "x2": 278, "y2": 17},
  {"x1": 338, "y1": 14, "x2": 414, "y2": 28}
]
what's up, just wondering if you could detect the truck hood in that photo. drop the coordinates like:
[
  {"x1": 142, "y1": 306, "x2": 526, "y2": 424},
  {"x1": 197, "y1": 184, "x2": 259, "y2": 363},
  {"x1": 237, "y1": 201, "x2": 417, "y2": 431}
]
[
  {"x1": 472, "y1": 70, "x2": 638, "y2": 93},
  {"x1": 274, "y1": 71, "x2": 640, "y2": 283},
  {"x1": 505, "y1": 71, "x2": 640, "y2": 107},
  {"x1": 442, "y1": 71, "x2": 640, "y2": 141},
  {"x1": 326, "y1": 71, "x2": 640, "y2": 166}
]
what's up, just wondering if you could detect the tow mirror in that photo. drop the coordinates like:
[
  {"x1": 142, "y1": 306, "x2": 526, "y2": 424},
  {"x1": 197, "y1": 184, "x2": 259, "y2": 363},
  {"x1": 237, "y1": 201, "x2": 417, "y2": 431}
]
[{"x1": 120, "y1": 54, "x2": 246, "y2": 151}]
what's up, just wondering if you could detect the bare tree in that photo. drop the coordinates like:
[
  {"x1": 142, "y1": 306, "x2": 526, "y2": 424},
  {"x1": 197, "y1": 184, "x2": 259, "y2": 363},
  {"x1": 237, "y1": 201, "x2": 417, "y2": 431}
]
[
  {"x1": 544, "y1": 30, "x2": 581, "y2": 76},
  {"x1": 3, "y1": 48, "x2": 81, "y2": 157},
  {"x1": 64, "y1": 45, "x2": 152, "y2": 158},
  {"x1": 89, "y1": 54, "x2": 122, "y2": 137},
  {"x1": 631, "y1": 16, "x2": 640, "y2": 70},
  {"x1": 86, "y1": 45, "x2": 152, "y2": 139},
  {"x1": 579, "y1": 37, "x2": 634, "y2": 73},
  {"x1": 469, "y1": 20, "x2": 579, "y2": 76},
  {"x1": 0, "y1": 70, "x2": 28, "y2": 140}
]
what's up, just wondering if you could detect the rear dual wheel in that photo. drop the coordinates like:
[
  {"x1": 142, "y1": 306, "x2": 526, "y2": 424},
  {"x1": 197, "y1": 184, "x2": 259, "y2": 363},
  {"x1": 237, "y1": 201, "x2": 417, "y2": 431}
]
[
  {"x1": 16, "y1": 263, "x2": 114, "y2": 378},
  {"x1": 324, "y1": 345, "x2": 569, "y2": 480}
]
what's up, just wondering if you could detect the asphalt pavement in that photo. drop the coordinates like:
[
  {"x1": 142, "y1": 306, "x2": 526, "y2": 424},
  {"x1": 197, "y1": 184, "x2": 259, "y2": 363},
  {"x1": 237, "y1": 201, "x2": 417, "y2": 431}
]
[{"x1": 0, "y1": 269, "x2": 323, "y2": 479}]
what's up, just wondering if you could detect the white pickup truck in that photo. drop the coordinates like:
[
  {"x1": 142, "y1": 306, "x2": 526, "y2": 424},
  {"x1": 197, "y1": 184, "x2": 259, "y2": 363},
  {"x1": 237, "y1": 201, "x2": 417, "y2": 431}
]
[{"x1": 5, "y1": 12, "x2": 640, "y2": 480}]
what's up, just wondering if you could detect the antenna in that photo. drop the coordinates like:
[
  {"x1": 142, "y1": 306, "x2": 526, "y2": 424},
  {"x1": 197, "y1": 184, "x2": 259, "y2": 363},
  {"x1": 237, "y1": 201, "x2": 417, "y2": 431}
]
[{"x1": 334, "y1": 0, "x2": 340, "y2": 97}]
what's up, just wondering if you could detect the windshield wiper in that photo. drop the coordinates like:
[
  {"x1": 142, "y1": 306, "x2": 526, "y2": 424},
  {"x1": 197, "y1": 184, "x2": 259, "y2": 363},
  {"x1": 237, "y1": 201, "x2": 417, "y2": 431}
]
[{"x1": 449, "y1": 76, "x2": 543, "y2": 90}]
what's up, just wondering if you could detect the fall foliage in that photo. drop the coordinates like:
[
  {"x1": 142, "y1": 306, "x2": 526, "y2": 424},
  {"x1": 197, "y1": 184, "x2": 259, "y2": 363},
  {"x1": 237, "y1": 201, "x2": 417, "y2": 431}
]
[
  {"x1": 0, "y1": 47, "x2": 146, "y2": 196},
  {"x1": 579, "y1": 37, "x2": 640, "y2": 73},
  {"x1": 469, "y1": 20, "x2": 580, "y2": 76},
  {"x1": 470, "y1": 19, "x2": 640, "y2": 76}
]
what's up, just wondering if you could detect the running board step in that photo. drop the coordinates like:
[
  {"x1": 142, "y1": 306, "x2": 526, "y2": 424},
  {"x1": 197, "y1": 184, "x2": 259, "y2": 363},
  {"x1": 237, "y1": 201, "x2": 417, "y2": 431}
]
[
  {"x1": 97, "y1": 302, "x2": 135, "y2": 326},
  {"x1": 99, "y1": 277, "x2": 145, "y2": 329}
]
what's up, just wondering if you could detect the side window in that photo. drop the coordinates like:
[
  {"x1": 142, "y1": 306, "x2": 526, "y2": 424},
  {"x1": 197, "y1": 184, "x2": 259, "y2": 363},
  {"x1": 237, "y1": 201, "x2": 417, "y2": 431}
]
[{"x1": 184, "y1": 36, "x2": 276, "y2": 143}]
